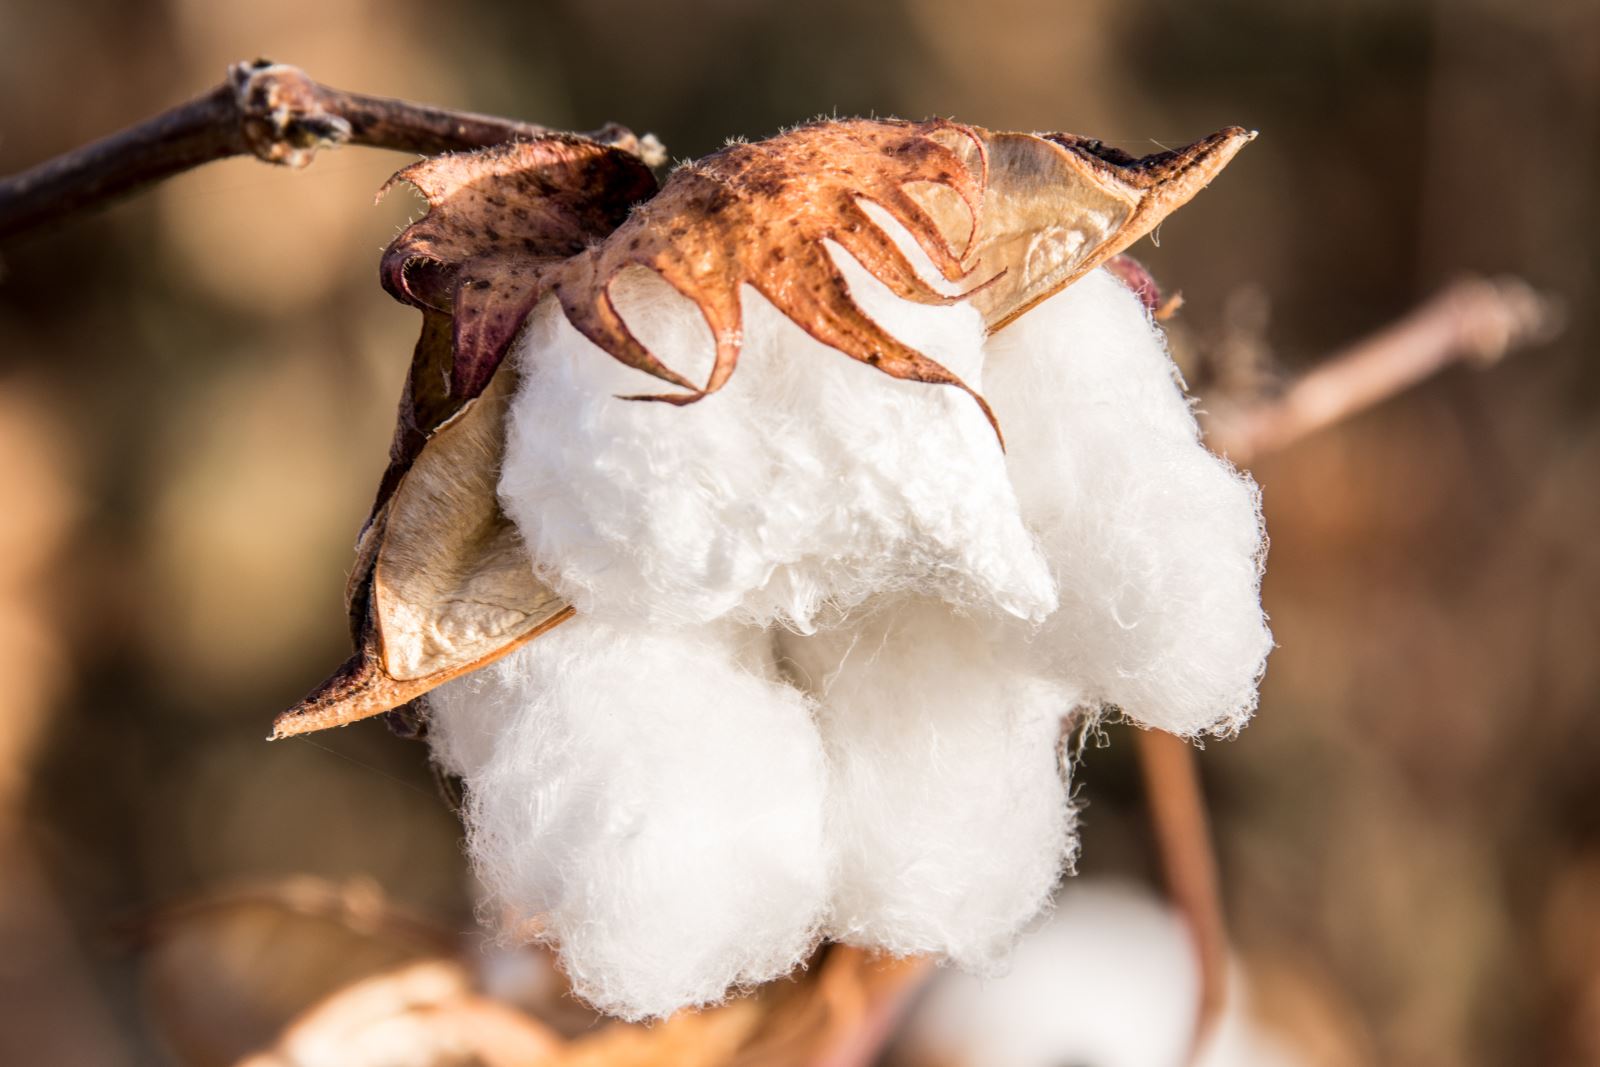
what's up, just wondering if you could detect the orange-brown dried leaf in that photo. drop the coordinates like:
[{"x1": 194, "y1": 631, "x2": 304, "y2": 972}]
[
  {"x1": 547, "y1": 120, "x2": 1252, "y2": 440},
  {"x1": 916, "y1": 125, "x2": 1251, "y2": 331},
  {"x1": 545, "y1": 945, "x2": 929, "y2": 1067},
  {"x1": 276, "y1": 136, "x2": 649, "y2": 740},
  {"x1": 547, "y1": 119, "x2": 992, "y2": 416},
  {"x1": 237, "y1": 960, "x2": 563, "y2": 1067}
]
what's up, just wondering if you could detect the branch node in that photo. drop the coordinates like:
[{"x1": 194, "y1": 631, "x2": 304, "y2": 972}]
[{"x1": 229, "y1": 59, "x2": 353, "y2": 168}]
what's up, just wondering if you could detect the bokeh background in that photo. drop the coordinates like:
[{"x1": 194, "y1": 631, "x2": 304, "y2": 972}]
[{"x1": 2, "y1": 1, "x2": 1597, "y2": 1064}]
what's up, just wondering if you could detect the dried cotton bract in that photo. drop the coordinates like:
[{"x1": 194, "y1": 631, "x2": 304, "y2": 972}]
[{"x1": 280, "y1": 118, "x2": 1271, "y2": 1021}]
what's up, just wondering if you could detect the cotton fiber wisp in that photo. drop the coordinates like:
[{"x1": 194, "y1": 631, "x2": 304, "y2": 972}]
[{"x1": 281, "y1": 118, "x2": 1271, "y2": 1022}]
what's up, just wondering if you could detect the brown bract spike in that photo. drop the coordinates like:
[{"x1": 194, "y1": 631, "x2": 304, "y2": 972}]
[
  {"x1": 913, "y1": 124, "x2": 1253, "y2": 333},
  {"x1": 545, "y1": 119, "x2": 996, "y2": 424},
  {"x1": 544, "y1": 120, "x2": 1251, "y2": 440}
]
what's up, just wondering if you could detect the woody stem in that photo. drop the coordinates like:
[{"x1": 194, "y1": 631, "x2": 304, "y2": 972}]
[{"x1": 0, "y1": 59, "x2": 656, "y2": 240}]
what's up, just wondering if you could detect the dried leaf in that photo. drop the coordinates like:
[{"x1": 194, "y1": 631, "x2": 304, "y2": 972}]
[
  {"x1": 723, "y1": 946, "x2": 930, "y2": 1067},
  {"x1": 546, "y1": 120, "x2": 990, "y2": 416},
  {"x1": 374, "y1": 136, "x2": 657, "y2": 500},
  {"x1": 544, "y1": 945, "x2": 927, "y2": 1067},
  {"x1": 151, "y1": 892, "x2": 930, "y2": 1067},
  {"x1": 274, "y1": 137, "x2": 647, "y2": 739},
  {"x1": 237, "y1": 960, "x2": 562, "y2": 1067},
  {"x1": 273, "y1": 369, "x2": 573, "y2": 739},
  {"x1": 918, "y1": 126, "x2": 1251, "y2": 332},
  {"x1": 349, "y1": 134, "x2": 653, "y2": 637},
  {"x1": 546, "y1": 120, "x2": 1251, "y2": 430},
  {"x1": 131, "y1": 878, "x2": 454, "y2": 1067}
]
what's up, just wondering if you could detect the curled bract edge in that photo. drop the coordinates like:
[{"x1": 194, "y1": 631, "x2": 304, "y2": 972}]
[{"x1": 273, "y1": 118, "x2": 1253, "y2": 739}]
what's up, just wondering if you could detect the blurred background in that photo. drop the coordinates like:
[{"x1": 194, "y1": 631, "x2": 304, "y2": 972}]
[{"x1": 1, "y1": 0, "x2": 1596, "y2": 1064}]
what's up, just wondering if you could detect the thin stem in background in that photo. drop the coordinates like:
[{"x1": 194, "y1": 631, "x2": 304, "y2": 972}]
[{"x1": 1143, "y1": 269, "x2": 1559, "y2": 1062}]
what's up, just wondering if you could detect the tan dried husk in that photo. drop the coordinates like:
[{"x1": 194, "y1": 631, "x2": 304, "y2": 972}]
[
  {"x1": 134, "y1": 876, "x2": 930, "y2": 1067},
  {"x1": 129, "y1": 877, "x2": 457, "y2": 1066},
  {"x1": 274, "y1": 118, "x2": 1251, "y2": 739}
]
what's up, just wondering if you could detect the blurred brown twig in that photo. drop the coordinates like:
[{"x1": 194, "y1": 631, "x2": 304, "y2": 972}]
[
  {"x1": 1140, "y1": 269, "x2": 1562, "y2": 1063},
  {"x1": 1208, "y1": 276, "x2": 1561, "y2": 463},
  {"x1": 0, "y1": 59, "x2": 660, "y2": 240}
]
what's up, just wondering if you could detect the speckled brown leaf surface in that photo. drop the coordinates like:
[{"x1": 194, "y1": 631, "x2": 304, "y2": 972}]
[
  {"x1": 548, "y1": 121, "x2": 1249, "y2": 422},
  {"x1": 370, "y1": 136, "x2": 657, "y2": 520},
  {"x1": 276, "y1": 135, "x2": 648, "y2": 740},
  {"x1": 545, "y1": 119, "x2": 992, "y2": 418},
  {"x1": 277, "y1": 118, "x2": 1252, "y2": 739}
]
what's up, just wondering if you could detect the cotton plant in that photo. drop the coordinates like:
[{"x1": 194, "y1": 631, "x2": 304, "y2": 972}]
[{"x1": 276, "y1": 119, "x2": 1271, "y2": 1020}]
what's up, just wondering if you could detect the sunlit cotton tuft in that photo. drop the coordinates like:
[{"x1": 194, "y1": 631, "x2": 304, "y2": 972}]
[{"x1": 428, "y1": 234, "x2": 1271, "y2": 1019}]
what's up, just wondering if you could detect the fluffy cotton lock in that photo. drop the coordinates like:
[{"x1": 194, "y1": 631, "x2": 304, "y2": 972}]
[
  {"x1": 428, "y1": 221, "x2": 1270, "y2": 1019},
  {"x1": 428, "y1": 617, "x2": 829, "y2": 1020},
  {"x1": 986, "y1": 268, "x2": 1272, "y2": 736},
  {"x1": 777, "y1": 598, "x2": 1080, "y2": 968}
]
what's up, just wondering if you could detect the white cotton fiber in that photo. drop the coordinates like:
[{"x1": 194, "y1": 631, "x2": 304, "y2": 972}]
[
  {"x1": 778, "y1": 598, "x2": 1080, "y2": 967},
  {"x1": 429, "y1": 217, "x2": 1271, "y2": 1019},
  {"x1": 498, "y1": 250, "x2": 1057, "y2": 633},
  {"x1": 897, "y1": 881, "x2": 1306, "y2": 1067},
  {"x1": 427, "y1": 616, "x2": 829, "y2": 1020},
  {"x1": 986, "y1": 269, "x2": 1272, "y2": 736}
]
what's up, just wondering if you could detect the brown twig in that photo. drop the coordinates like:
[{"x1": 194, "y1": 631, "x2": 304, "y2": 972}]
[
  {"x1": 1134, "y1": 730, "x2": 1231, "y2": 1058},
  {"x1": 1207, "y1": 275, "x2": 1561, "y2": 463},
  {"x1": 0, "y1": 59, "x2": 663, "y2": 241},
  {"x1": 1139, "y1": 271, "x2": 1560, "y2": 1061}
]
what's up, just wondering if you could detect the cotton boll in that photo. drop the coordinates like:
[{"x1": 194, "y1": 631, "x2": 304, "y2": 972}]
[
  {"x1": 778, "y1": 598, "x2": 1080, "y2": 968},
  {"x1": 984, "y1": 269, "x2": 1272, "y2": 736},
  {"x1": 427, "y1": 616, "x2": 830, "y2": 1020},
  {"x1": 498, "y1": 240, "x2": 1056, "y2": 633},
  {"x1": 896, "y1": 881, "x2": 1307, "y2": 1067}
]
